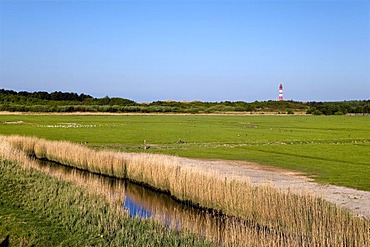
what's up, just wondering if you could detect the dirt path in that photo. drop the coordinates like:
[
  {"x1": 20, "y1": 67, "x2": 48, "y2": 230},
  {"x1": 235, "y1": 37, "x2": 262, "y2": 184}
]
[{"x1": 176, "y1": 157, "x2": 370, "y2": 219}]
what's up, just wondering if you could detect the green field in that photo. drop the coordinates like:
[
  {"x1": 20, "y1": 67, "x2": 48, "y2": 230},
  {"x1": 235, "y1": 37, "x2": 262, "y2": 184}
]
[{"x1": 1, "y1": 114, "x2": 369, "y2": 190}]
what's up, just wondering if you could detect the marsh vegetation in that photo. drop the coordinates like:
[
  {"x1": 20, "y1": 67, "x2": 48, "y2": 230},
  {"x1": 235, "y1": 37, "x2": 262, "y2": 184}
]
[
  {"x1": 1, "y1": 135, "x2": 368, "y2": 246},
  {"x1": 0, "y1": 147, "x2": 213, "y2": 246}
]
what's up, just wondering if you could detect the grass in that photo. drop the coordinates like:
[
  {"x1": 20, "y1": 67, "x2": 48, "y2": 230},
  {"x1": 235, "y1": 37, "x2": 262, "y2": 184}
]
[
  {"x1": 1, "y1": 135, "x2": 369, "y2": 246},
  {"x1": 0, "y1": 200, "x2": 72, "y2": 246},
  {"x1": 0, "y1": 114, "x2": 369, "y2": 190}
]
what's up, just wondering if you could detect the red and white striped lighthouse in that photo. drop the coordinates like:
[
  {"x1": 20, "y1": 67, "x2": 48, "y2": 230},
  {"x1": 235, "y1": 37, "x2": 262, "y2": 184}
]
[{"x1": 279, "y1": 84, "x2": 283, "y2": 101}]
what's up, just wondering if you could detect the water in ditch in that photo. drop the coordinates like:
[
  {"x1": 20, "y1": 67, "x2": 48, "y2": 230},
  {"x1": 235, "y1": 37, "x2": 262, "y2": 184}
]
[{"x1": 34, "y1": 158, "x2": 277, "y2": 246}]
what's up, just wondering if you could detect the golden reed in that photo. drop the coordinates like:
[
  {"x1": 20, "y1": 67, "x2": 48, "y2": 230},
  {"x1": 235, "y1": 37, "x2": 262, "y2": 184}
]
[{"x1": 0, "y1": 135, "x2": 368, "y2": 246}]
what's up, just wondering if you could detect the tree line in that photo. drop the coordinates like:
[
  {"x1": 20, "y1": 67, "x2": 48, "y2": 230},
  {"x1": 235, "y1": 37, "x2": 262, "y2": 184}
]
[
  {"x1": 306, "y1": 101, "x2": 369, "y2": 115},
  {"x1": 0, "y1": 89, "x2": 368, "y2": 115}
]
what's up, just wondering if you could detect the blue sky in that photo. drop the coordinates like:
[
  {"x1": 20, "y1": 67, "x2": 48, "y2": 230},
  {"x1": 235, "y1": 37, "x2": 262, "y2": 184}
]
[{"x1": 0, "y1": 0, "x2": 369, "y2": 102}]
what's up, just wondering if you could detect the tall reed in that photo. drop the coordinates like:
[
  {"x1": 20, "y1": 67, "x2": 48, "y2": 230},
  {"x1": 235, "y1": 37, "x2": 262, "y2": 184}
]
[{"x1": 1, "y1": 135, "x2": 369, "y2": 246}]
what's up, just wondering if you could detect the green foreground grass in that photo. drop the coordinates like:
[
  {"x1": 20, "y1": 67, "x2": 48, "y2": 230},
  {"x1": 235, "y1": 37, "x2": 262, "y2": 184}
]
[
  {"x1": 1, "y1": 114, "x2": 369, "y2": 190},
  {"x1": 0, "y1": 159, "x2": 213, "y2": 246}
]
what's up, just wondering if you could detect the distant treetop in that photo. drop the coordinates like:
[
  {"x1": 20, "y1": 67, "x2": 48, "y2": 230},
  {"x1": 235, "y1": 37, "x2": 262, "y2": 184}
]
[{"x1": 0, "y1": 89, "x2": 93, "y2": 102}]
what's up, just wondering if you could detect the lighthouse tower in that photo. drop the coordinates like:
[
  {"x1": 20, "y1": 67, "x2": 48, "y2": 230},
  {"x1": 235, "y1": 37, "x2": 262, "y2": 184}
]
[{"x1": 279, "y1": 84, "x2": 283, "y2": 101}]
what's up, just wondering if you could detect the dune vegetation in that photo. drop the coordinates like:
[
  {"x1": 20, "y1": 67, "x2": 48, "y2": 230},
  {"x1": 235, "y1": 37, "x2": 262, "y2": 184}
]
[{"x1": 1, "y1": 89, "x2": 369, "y2": 115}]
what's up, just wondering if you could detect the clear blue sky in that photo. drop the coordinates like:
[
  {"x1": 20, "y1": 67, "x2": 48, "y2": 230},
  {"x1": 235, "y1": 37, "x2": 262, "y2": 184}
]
[{"x1": 1, "y1": 0, "x2": 369, "y2": 102}]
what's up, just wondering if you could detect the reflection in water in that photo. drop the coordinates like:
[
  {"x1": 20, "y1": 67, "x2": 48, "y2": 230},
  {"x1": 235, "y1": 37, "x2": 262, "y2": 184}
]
[
  {"x1": 35, "y1": 159, "x2": 287, "y2": 246},
  {"x1": 124, "y1": 192, "x2": 152, "y2": 219},
  {"x1": 123, "y1": 180, "x2": 229, "y2": 239}
]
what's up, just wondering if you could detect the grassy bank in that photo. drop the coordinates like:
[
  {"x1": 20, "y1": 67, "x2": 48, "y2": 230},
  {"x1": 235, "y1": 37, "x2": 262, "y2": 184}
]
[
  {"x1": 0, "y1": 159, "x2": 214, "y2": 246},
  {"x1": 0, "y1": 114, "x2": 369, "y2": 190},
  {"x1": 1, "y1": 135, "x2": 368, "y2": 246}
]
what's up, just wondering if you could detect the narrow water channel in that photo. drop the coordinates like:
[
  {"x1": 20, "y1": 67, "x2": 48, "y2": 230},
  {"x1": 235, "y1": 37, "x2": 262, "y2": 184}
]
[{"x1": 34, "y1": 158, "x2": 278, "y2": 246}]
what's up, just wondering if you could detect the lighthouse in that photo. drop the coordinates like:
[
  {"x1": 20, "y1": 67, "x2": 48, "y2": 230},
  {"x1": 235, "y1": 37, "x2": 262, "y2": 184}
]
[{"x1": 279, "y1": 84, "x2": 283, "y2": 101}]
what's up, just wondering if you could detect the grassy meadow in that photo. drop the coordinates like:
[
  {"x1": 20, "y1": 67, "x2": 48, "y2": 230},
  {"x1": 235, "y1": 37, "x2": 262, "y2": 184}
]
[{"x1": 0, "y1": 114, "x2": 369, "y2": 191}]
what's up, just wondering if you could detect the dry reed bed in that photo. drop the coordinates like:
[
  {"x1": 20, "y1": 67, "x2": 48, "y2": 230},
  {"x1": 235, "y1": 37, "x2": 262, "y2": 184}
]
[
  {"x1": 0, "y1": 142, "x2": 278, "y2": 246},
  {"x1": 1, "y1": 135, "x2": 369, "y2": 246}
]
